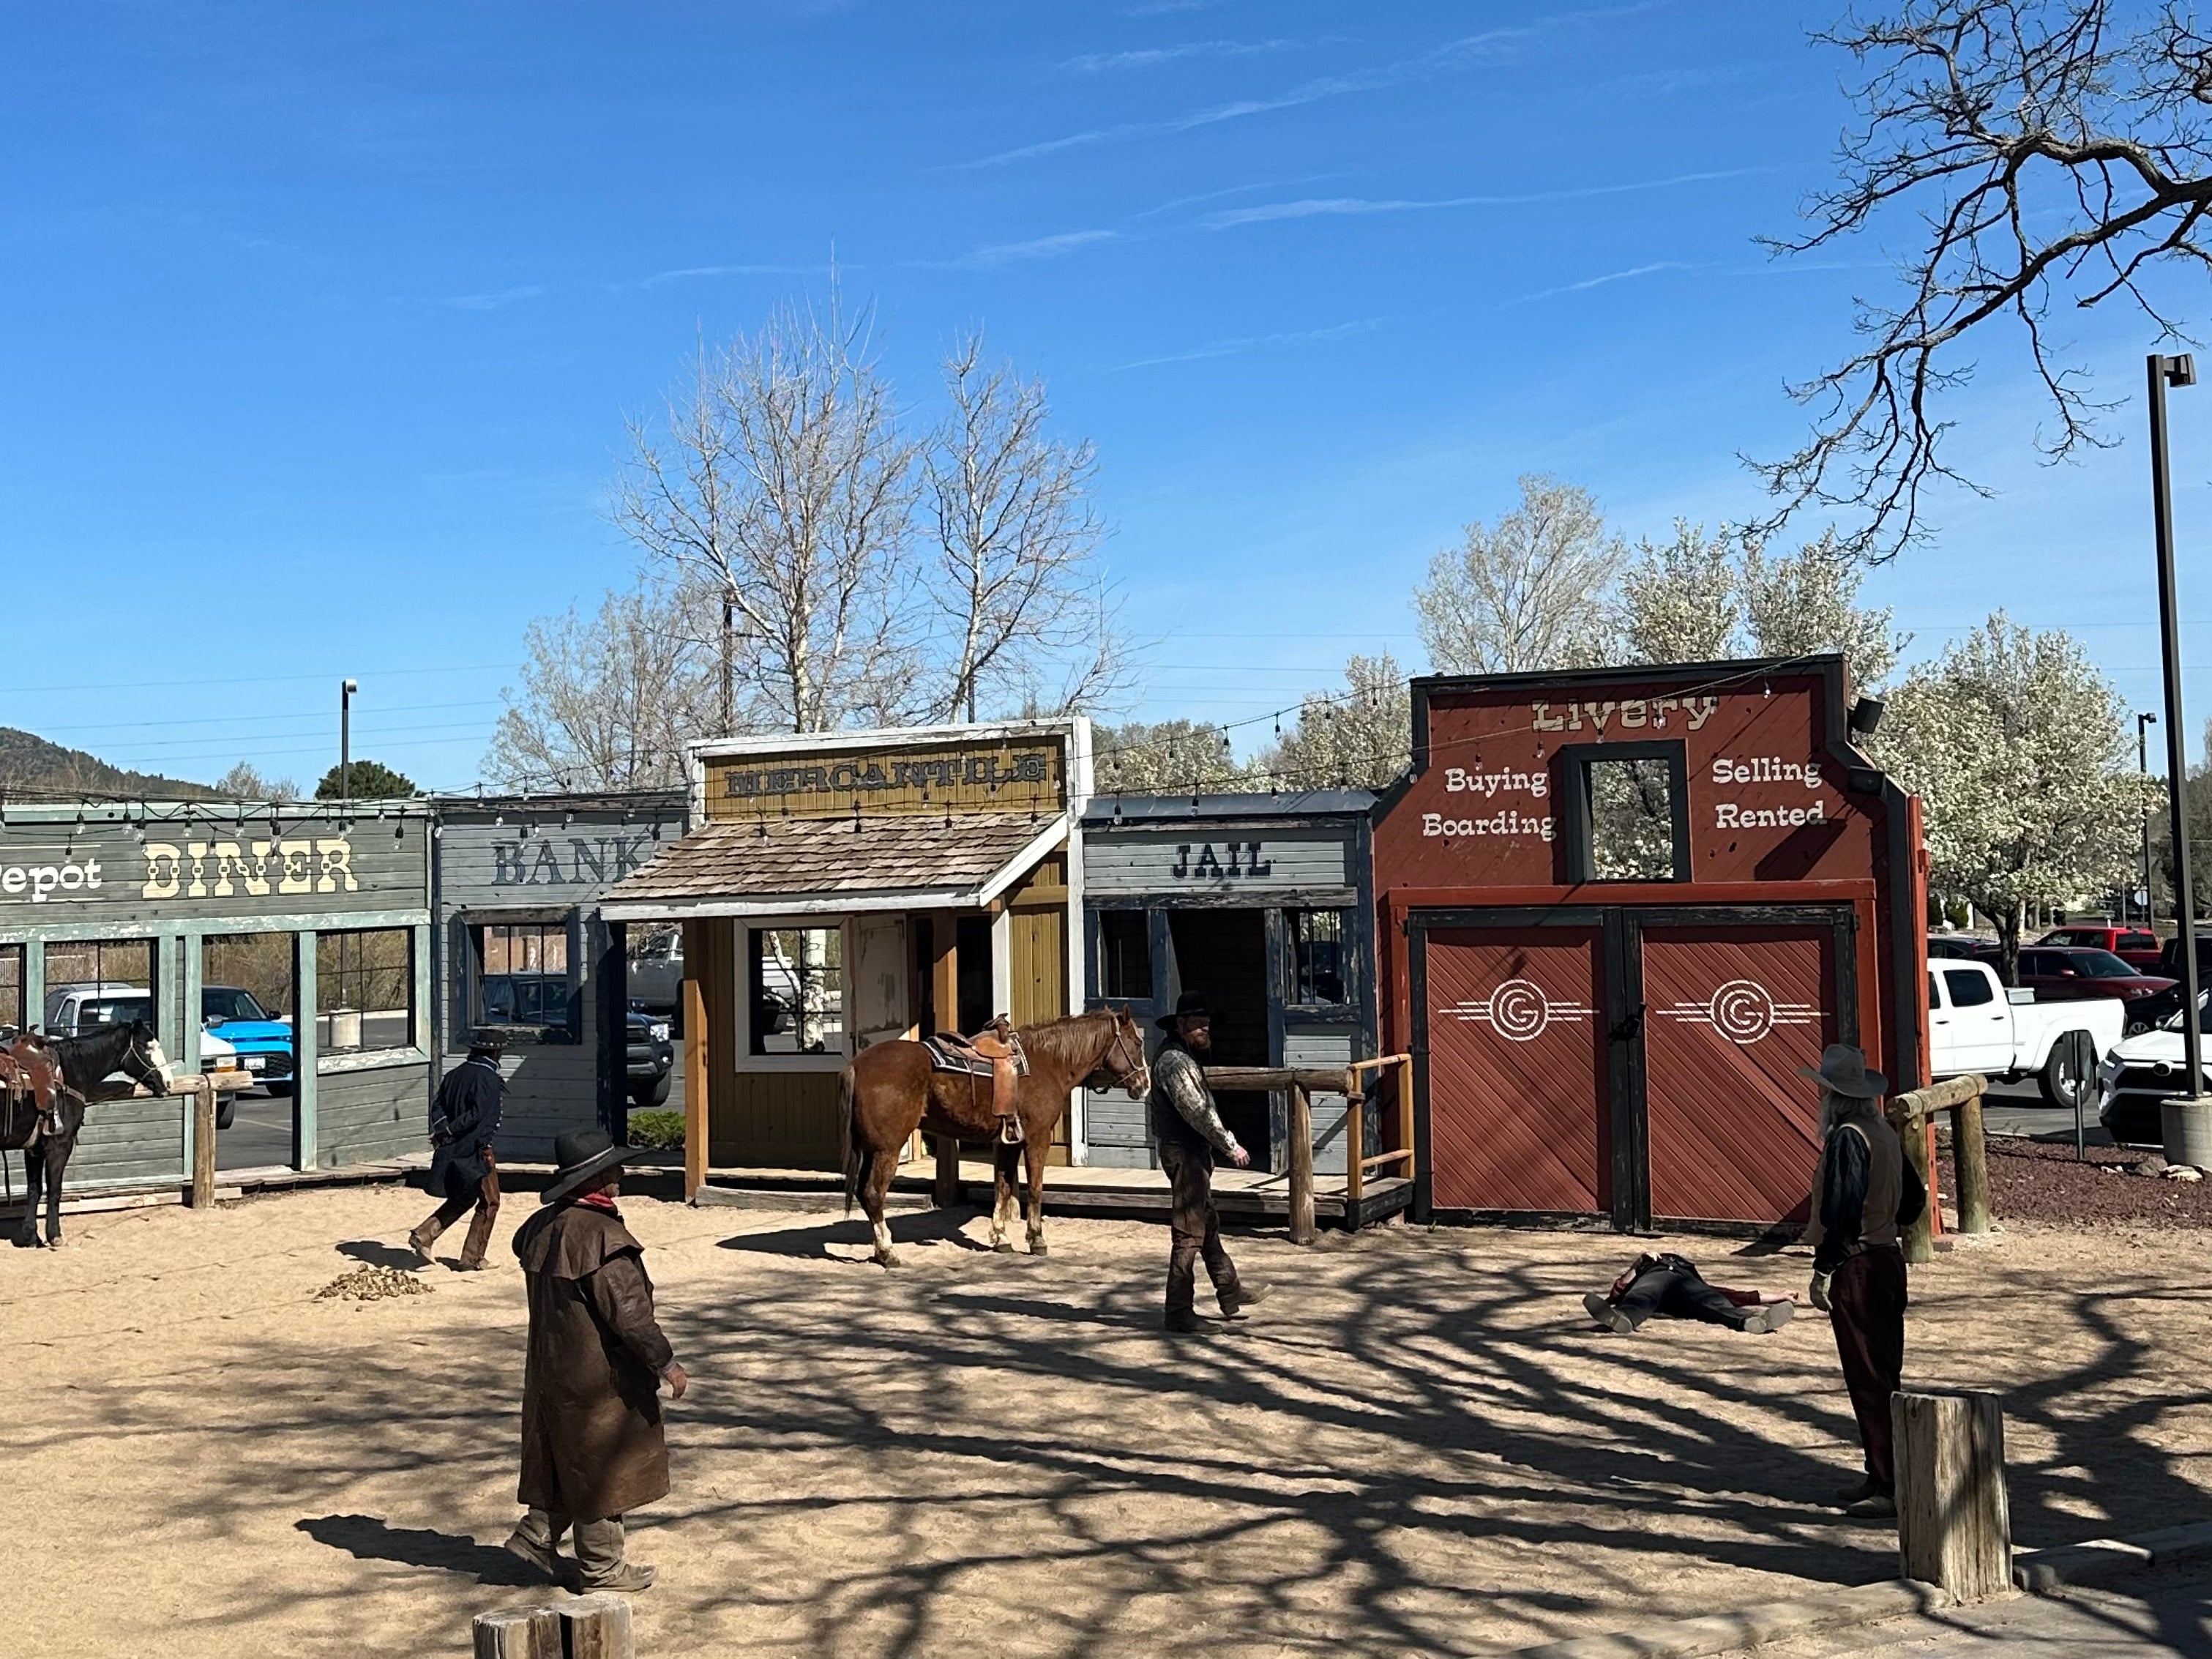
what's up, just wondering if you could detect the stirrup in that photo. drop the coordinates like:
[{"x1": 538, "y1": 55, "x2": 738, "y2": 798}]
[{"x1": 998, "y1": 1116, "x2": 1026, "y2": 1147}]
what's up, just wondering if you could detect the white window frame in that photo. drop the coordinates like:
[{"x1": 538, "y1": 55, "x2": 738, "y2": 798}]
[{"x1": 735, "y1": 915, "x2": 852, "y2": 1073}]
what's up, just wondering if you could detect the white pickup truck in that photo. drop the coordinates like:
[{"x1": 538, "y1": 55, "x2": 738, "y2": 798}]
[{"x1": 1928, "y1": 959, "x2": 2124, "y2": 1108}]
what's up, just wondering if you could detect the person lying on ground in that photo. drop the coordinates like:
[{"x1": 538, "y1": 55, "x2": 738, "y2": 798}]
[{"x1": 1583, "y1": 1250, "x2": 1796, "y2": 1335}]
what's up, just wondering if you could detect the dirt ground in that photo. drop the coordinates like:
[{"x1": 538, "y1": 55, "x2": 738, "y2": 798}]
[{"x1": 4, "y1": 1190, "x2": 2209, "y2": 1659}]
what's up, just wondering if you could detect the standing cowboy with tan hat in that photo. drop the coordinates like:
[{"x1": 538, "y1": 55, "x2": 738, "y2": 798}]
[
  {"x1": 1799, "y1": 1042, "x2": 1925, "y2": 1519},
  {"x1": 504, "y1": 1128, "x2": 689, "y2": 1592}
]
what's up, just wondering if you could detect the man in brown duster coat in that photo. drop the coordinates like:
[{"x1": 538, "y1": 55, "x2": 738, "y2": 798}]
[{"x1": 504, "y1": 1129, "x2": 689, "y2": 1593}]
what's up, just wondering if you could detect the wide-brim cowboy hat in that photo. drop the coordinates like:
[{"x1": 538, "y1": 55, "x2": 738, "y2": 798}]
[
  {"x1": 1798, "y1": 1041, "x2": 1888, "y2": 1099},
  {"x1": 541, "y1": 1127, "x2": 647, "y2": 1204},
  {"x1": 1155, "y1": 991, "x2": 1211, "y2": 1034}
]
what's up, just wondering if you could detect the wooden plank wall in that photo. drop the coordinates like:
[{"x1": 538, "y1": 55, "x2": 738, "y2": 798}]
[
  {"x1": 56, "y1": 1095, "x2": 188, "y2": 1192},
  {"x1": 317, "y1": 1062, "x2": 430, "y2": 1168}
]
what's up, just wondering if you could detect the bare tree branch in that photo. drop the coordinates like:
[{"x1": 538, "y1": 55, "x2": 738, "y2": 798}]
[
  {"x1": 1756, "y1": 0, "x2": 2212, "y2": 557},
  {"x1": 925, "y1": 329, "x2": 1135, "y2": 722}
]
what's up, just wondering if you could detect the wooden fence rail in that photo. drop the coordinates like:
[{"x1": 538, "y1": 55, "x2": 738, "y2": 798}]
[
  {"x1": 1200, "y1": 1056, "x2": 1417, "y2": 1242},
  {"x1": 1886, "y1": 1072, "x2": 1992, "y2": 1264}
]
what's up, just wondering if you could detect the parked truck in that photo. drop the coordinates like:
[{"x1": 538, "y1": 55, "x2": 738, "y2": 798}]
[{"x1": 1928, "y1": 959, "x2": 2124, "y2": 1109}]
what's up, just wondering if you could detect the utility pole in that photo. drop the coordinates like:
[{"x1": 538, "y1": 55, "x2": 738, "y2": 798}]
[
  {"x1": 2140, "y1": 711, "x2": 2159, "y2": 927},
  {"x1": 340, "y1": 678, "x2": 358, "y2": 808},
  {"x1": 720, "y1": 596, "x2": 735, "y2": 736},
  {"x1": 2148, "y1": 352, "x2": 2208, "y2": 1166}
]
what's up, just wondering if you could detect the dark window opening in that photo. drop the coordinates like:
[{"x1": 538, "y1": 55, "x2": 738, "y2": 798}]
[
  {"x1": 0, "y1": 944, "x2": 20, "y2": 1030},
  {"x1": 956, "y1": 915, "x2": 993, "y2": 1034},
  {"x1": 1945, "y1": 967, "x2": 1995, "y2": 1008},
  {"x1": 1288, "y1": 910, "x2": 1348, "y2": 1005},
  {"x1": 1099, "y1": 911, "x2": 1152, "y2": 1001}
]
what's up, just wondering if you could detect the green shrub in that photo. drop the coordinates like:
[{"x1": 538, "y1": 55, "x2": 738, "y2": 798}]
[{"x1": 627, "y1": 1108, "x2": 684, "y2": 1150}]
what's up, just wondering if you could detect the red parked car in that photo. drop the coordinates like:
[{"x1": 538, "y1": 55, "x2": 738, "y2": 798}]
[
  {"x1": 2005, "y1": 946, "x2": 2176, "y2": 1033},
  {"x1": 2039, "y1": 925, "x2": 2164, "y2": 973}
]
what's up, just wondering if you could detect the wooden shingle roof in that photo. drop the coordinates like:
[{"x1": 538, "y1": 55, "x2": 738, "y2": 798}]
[{"x1": 599, "y1": 813, "x2": 1061, "y2": 919}]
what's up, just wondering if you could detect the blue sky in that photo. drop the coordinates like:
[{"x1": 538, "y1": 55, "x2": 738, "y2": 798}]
[{"x1": 4, "y1": 1, "x2": 2207, "y2": 791}]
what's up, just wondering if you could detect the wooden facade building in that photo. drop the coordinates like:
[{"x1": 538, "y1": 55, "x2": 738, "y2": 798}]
[
  {"x1": 601, "y1": 720, "x2": 1090, "y2": 1176},
  {"x1": 0, "y1": 798, "x2": 435, "y2": 1198},
  {"x1": 430, "y1": 791, "x2": 684, "y2": 1160},
  {"x1": 1370, "y1": 657, "x2": 1923, "y2": 1231},
  {"x1": 1081, "y1": 791, "x2": 1379, "y2": 1178}
]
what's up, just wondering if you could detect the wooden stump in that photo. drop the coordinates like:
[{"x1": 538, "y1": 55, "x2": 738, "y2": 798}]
[
  {"x1": 561, "y1": 1592, "x2": 635, "y2": 1659},
  {"x1": 1287, "y1": 1083, "x2": 1315, "y2": 1246},
  {"x1": 471, "y1": 1603, "x2": 562, "y2": 1659},
  {"x1": 933, "y1": 1133, "x2": 962, "y2": 1208},
  {"x1": 1893, "y1": 1390, "x2": 2012, "y2": 1602}
]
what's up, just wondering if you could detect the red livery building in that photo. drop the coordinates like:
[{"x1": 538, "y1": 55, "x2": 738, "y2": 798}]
[{"x1": 1372, "y1": 656, "x2": 1924, "y2": 1231}]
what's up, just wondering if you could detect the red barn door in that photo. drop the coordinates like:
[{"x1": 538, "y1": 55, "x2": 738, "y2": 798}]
[
  {"x1": 1424, "y1": 925, "x2": 1610, "y2": 1214},
  {"x1": 1640, "y1": 925, "x2": 1836, "y2": 1225}
]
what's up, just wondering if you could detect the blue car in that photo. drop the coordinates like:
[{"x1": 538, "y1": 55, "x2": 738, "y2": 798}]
[{"x1": 202, "y1": 985, "x2": 296, "y2": 1097}]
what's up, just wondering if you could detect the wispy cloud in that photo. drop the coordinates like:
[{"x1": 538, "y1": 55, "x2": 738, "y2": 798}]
[
  {"x1": 1061, "y1": 39, "x2": 1301, "y2": 73},
  {"x1": 441, "y1": 285, "x2": 548, "y2": 311},
  {"x1": 963, "y1": 8, "x2": 1653, "y2": 168},
  {"x1": 1202, "y1": 166, "x2": 1776, "y2": 228},
  {"x1": 1508, "y1": 260, "x2": 1694, "y2": 305},
  {"x1": 636, "y1": 262, "x2": 837, "y2": 288},
  {"x1": 1110, "y1": 316, "x2": 1383, "y2": 371},
  {"x1": 941, "y1": 229, "x2": 1121, "y2": 269},
  {"x1": 1121, "y1": 0, "x2": 1229, "y2": 14},
  {"x1": 963, "y1": 25, "x2": 1538, "y2": 168}
]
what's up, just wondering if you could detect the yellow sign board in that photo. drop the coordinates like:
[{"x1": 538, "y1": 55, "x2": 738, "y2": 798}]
[{"x1": 703, "y1": 737, "x2": 1066, "y2": 821}]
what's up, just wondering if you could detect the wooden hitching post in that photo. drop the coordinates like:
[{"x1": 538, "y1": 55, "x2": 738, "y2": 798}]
[
  {"x1": 1887, "y1": 1098, "x2": 1935, "y2": 1265},
  {"x1": 1397, "y1": 1054, "x2": 1416, "y2": 1182},
  {"x1": 1951, "y1": 1086, "x2": 1992, "y2": 1236},
  {"x1": 681, "y1": 918, "x2": 709, "y2": 1203},
  {"x1": 190, "y1": 1078, "x2": 217, "y2": 1211},
  {"x1": 932, "y1": 916, "x2": 961, "y2": 1207},
  {"x1": 1345, "y1": 1086, "x2": 1366, "y2": 1211},
  {"x1": 471, "y1": 1603, "x2": 562, "y2": 1659},
  {"x1": 1893, "y1": 1390, "x2": 2011, "y2": 1602},
  {"x1": 1288, "y1": 1082, "x2": 1316, "y2": 1245}
]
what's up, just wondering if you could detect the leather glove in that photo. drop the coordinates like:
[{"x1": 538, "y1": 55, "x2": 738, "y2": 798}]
[{"x1": 1808, "y1": 1272, "x2": 1834, "y2": 1313}]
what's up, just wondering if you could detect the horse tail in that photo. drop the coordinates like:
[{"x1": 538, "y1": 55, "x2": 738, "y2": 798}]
[{"x1": 839, "y1": 1064, "x2": 860, "y2": 1218}]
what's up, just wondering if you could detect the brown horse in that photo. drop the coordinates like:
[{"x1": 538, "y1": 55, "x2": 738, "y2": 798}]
[{"x1": 840, "y1": 1007, "x2": 1149, "y2": 1265}]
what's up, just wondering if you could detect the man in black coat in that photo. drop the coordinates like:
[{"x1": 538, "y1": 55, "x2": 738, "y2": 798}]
[{"x1": 409, "y1": 1037, "x2": 506, "y2": 1270}]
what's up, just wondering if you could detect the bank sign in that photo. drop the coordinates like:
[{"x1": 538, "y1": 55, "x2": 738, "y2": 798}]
[{"x1": 0, "y1": 816, "x2": 427, "y2": 924}]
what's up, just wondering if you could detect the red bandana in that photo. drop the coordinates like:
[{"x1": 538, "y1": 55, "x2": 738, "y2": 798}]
[{"x1": 574, "y1": 1190, "x2": 619, "y2": 1214}]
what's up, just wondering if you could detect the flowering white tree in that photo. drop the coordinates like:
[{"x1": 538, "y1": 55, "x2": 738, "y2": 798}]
[
  {"x1": 1255, "y1": 652, "x2": 1411, "y2": 791},
  {"x1": 1093, "y1": 720, "x2": 1252, "y2": 796},
  {"x1": 1874, "y1": 614, "x2": 2154, "y2": 982},
  {"x1": 1415, "y1": 476, "x2": 1619, "y2": 673}
]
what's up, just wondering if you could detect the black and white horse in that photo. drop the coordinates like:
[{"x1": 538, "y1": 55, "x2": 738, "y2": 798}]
[{"x1": 3, "y1": 1021, "x2": 173, "y2": 1248}]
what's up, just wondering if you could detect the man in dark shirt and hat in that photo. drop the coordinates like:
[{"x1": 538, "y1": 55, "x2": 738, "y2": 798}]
[
  {"x1": 1800, "y1": 1042, "x2": 1924, "y2": 1520},
  {"x1": 1151, "y1": 993, "x2": 1268, "y2": 1335},
  {"x1": 504, "y1": 1128, "x2": 690, "y2": 1593},
  {"x1": 408, "y1": 1037, "x2": 506, "y2": 1270}
]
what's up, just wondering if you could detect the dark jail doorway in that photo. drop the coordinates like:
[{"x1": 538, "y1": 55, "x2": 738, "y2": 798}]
[{"x1": 1165, "y1": 909, "x2": 1272, "y2": 1169}]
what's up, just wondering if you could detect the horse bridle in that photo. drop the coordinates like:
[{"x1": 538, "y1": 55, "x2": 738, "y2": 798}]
[{"x1": 1088, "y1": 1013, "x2": 1150, "y2": 1097}]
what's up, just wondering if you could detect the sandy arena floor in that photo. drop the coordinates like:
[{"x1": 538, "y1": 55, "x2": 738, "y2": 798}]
[{"x1": 4, "y1": 1189, "x2": 2208, "y2": 1659}]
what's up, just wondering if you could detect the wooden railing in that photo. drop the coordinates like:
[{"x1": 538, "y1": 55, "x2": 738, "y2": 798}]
[
  {"x1": 1886, "y1": 1072, "x2": 1992, "y2": 1264},
  {"x1": 1344, "y1": 1054, "x2": 1416, "y2": 1212},
  {"x1": 1200, "y1": 1055, "x2": 1417, "y2": 1242}
]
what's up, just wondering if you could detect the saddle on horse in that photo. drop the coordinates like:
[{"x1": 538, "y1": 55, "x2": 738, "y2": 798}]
[
  {"x1": 0, "y1": 1032, "x2": 67, "y2": 1147},
  {"x1": 921, "y1": 1016, "x2": 1029, "y2": 1146}
]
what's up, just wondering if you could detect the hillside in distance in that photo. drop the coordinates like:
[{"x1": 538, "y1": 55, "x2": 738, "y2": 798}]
[{"x1": 0, "y1": 726, "x2": 218, "y2": 800}]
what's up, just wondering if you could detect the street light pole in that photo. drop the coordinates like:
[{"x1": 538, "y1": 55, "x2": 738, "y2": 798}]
[
  {"x1": 340, "y1": 678, "x2": 358, "y2": 808},
  {"x1": 2148, "y1": 351, "x2": 2209, "y2": 1166},
  {"x1": 2140, "y1": 711, "x2": 2159, "y2": 927}
]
